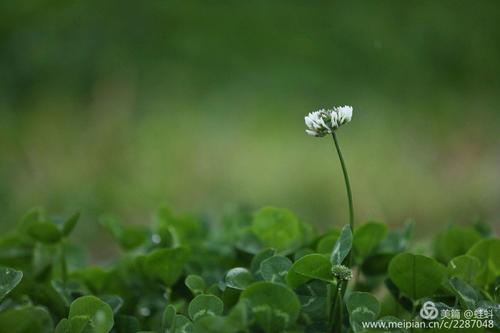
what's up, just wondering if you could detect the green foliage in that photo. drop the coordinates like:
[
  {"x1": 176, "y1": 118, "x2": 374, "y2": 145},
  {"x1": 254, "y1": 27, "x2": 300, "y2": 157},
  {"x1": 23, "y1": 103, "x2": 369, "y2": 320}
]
[
  {"x1": 185, "y1": 275, "x2": 206, "y2": 296},
  {"x1": 353, "y1": 221, "x2": 387, "y2": 261},
  {"x1": 143, "y1": 247, "x2": 190, "y2": 286},
  {"x1": 0, "y1": 207, "x2": 498, "y2": 332},
  {"x1": 240, "y1": 281, "x2": 300, "y2": 333},
  {"x1": 434, "y1": 225, "x2": 482, "y2": 263},
  {"x1": 287, "y1": 254, "x2": 334, "y2": 288},
  {"x1": 346, "y1": 291, "x2": 380, "y2": 333},
  {"x1": 188, "y1": 294, "x2": 224, "y2": 321},
  {"x1": 330, "y1": 224, "x2": 353, "y2": 266},
  {"x1": 467, "y1": 239, "x2": 500, "y2": 286},
  {"x1": 251, "y1": 207, "x2": 303, "y2": 253},
  {"x1": 0, "y1": 266, "x2": 22, "y2": 302},
  {"x1": 388, "y1": 252, "x2": 447, "y2": 300},
  {"x1": 68, "y1": 295, "x2": 115, "y2": 333}
]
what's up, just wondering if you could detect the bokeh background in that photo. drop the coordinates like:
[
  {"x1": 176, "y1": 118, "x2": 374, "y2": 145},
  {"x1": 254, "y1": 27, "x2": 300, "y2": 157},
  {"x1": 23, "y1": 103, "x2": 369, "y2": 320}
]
[{"x1": 1, "y1": 1, "x2": 499, "y2": 241}]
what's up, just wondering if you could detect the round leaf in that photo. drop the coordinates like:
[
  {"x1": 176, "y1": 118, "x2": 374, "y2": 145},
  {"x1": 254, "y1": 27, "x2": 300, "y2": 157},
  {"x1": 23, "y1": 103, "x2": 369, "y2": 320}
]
[
  {"x1": 353, "y1": 222, "x2": 387, "y2": 260},
  {"x1": 434, "y1": 225, "x2": 482, "y2": 263},
  {"x1": 260, "y1": 255, "x2": 292, "y2": 283},
  {"x1": 225, "y1": 267, "x2": 254, "y2": 290},
  {"x1": 188, "y1": 294, "x2": 224, "y2": 321},
  {"x1": 346, "y1": 291, "x2": 381, "y2": 333},
  {"x1": 240, "y1": 281, "x2": 300, "y2": 333},
  {"x1": 448, "y1": 255, "x2": 481, "y2": 284},
  {"x1": 69, "y1": 295, "x2": 114, "y2": 333},
  {"x1": 185, "y1": 274, "x2": 206, "y2": 296},
  {"x1": 251, "y1": 207, "x2": 302, "y2": 253},
  {"x1": 467, "y1": 239, "x2": 500, "y2": 286},
  {"x1": 287, "y1": 253, "x2": 334, "y2": 288},
  {"x1": 316, "y1": 232, "x2": 339, "y2": 254},
  {"x1": 388, "y1": 252, "x2": 447, "y2": 300}
]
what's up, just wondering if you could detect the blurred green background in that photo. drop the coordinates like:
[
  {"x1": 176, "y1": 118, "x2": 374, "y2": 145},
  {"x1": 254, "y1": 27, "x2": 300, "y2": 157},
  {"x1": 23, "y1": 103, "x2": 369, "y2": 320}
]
[{"x1": 1, "y1": 0, "x2": 499, "y2": 240}]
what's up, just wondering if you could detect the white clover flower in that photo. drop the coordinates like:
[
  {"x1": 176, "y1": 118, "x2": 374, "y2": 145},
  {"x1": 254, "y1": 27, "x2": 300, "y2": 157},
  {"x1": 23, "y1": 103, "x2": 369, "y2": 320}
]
[{"x1": 305, "y1": 106, "x2": 353, "y2": 137}]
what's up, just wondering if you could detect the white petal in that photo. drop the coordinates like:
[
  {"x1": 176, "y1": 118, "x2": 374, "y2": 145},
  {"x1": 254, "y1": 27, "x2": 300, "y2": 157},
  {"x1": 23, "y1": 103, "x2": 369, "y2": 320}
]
[{"x1": 305, "y1": 129, "x2": 318, "y2": 136}]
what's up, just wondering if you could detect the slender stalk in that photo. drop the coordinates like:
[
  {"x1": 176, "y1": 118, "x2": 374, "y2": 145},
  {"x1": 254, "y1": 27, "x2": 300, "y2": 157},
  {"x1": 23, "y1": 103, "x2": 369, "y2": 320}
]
[
  {"x1": 331, "y1": 132, "x2": 354, "y2": 266},
  {"x1": 329, "y1": 280, "x2": 342, "y2": 332},
  {"x1": 327, "y1": 283, "x2": 333, "y2": 323},
  {"x1": 331, "y1": 132, "x2": 354, "y2": 332},
  {"x1": 337, "y1": 287, "x2": 344, "y2": 333},
  {"x1": 328, "y1": 281, "x2": 340, "y2": 331}
]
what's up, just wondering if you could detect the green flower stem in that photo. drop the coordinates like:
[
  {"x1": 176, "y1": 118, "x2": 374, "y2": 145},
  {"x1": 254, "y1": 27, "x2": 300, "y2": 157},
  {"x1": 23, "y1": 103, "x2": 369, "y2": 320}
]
[
  {"x1": 327, "y1": 282, "x2": 339, "y2": 329},
  {"x1": 331, "y1": 132, "x2": 353, "y2": 333},
  {"x1": 331, "y1": 132, "x2": 354, "y2": 266},
  {"x1": 337, "y1": 287, "x2": 344, "y2": 333},
  {"x1": 328, "y1": 282, "x2": 340, "y2": 332}
]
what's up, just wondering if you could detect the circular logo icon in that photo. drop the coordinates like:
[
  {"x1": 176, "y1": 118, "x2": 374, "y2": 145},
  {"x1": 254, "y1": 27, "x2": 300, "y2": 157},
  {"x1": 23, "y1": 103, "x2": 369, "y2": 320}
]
[{"x1": 420, "y1": 301, "x2": 439, "y2": 320}]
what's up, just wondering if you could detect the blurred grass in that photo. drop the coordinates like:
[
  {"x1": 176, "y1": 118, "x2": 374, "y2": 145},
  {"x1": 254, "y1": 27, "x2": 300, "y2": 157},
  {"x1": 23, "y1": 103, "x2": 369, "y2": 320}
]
[{"x1": 1, "y1": 0, "x2": 499, "y2": 240}]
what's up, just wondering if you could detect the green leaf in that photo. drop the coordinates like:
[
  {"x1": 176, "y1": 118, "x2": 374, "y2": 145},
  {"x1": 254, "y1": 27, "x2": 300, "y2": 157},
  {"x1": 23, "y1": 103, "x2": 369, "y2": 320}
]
[
  {"x1": 185, "y1": 274, "x2": 206, "y2": 296},
  {"x1": 69, "y1": 295, "x2": 114, "y2": 333},
  {"x1": 448, "y1": 277, "x2": 478, "y2": 309},
  {"x1": 188, "y1": 294, "x2": 224, "y2": 321},
  {"x1": 388, "y1": 252, "x2": 447, "y2": 300},
  {"x1": 161, "y1": 304, "x2": 176, "y2": 333},
  {"x1": 174, "y1": 314, "x2": 194, "y2": 333},
  {"x1": 466, "y1": 238, "x2": 500, "y2": 286},
  {"x1": 287, "y1": 254, "x2": 334, "y2": 288},
  {"x1": 26, "y1": 220, "x2": 63, "y2": 244},
  {"x1": 346, "y1": 291, "x2": 381, "y2": 333},
  {"x1": 434, "y1": 225, "x2": 482, "y2": 263},
  {"x1": 225, "y1": 267, "x2": 254, "y2": 290},
  {"x1": 330, "y1": 224, "x2": 352, "y2": 266},
  {"x1": 0, "y1": 305, "x2": 53, "y2": 333},
  {"x1": 55, "y1": 319, "x2": 71, "y2": 333},
  {"x1": 315, "y1": 230, "x2": 340, "y2": 254},
  {"x1": 0, "y1": 266, "x2": 23, "y2": 302},
  {"x1": 250, "y1": 248, "x2": 276, "y2": 275},
  {"x1": 251, "y1": 207, "x2": 302, "y2": 253},
  {"x1": 294, "y1": 280, "x2": 328, "y2": 322},
  {"x1": 353, "y1": 221, "x2": 387, "y2": 260},
  {"x1": 448, "y1": 255, "x2": 481, "y2": 284},
  {"x1": 259, "y1": 255, "x2": 292, "y2": 284},
  {"x1": 143, "y1": 247, "x2": 190, "y2": 286},
  {"x1": 62, "y1": 211, "x2": 80, "y2": 237},
  {"x1": 240, "y1": 281, "x2": 300, "y2": 333},
  {"x1": 223, "y1": 301, "x2": 253, "y2": 332}
]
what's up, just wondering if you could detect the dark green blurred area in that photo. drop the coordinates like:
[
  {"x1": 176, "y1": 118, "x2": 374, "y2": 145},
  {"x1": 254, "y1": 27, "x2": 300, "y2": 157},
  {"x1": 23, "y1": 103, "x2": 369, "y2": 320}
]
[{"x1": 1, "y1": 0, "x2": 499, "y2": 242}]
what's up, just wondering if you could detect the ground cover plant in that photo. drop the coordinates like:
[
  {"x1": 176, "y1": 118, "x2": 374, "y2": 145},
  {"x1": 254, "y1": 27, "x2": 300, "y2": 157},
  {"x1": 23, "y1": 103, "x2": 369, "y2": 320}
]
[{"x1": 0, "y1": 107, "x2": 498, "y2": 333}]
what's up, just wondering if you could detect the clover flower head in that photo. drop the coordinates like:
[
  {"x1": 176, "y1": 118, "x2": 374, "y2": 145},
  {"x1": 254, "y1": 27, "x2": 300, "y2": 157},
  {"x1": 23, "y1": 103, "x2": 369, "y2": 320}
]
[
  {"x1": 305, "y1": 106, "x2": 353, "y2": 137},
  {"x1": 331, "y1": 264, "x2": 353, "y2": 281}
]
